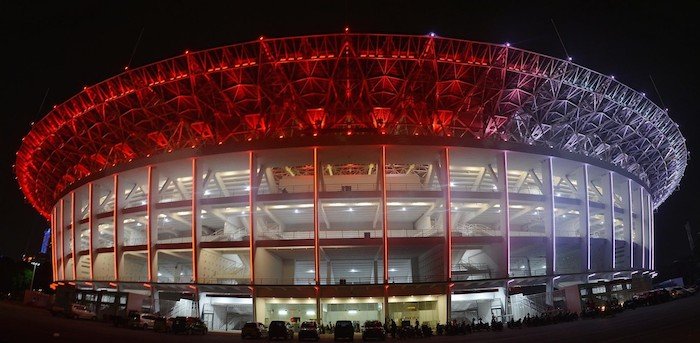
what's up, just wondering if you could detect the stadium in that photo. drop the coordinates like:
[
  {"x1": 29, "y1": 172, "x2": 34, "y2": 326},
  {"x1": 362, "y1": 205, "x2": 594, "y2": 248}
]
[{"x1": 15, "y1": 33, "x2": 687, "y2": 331}]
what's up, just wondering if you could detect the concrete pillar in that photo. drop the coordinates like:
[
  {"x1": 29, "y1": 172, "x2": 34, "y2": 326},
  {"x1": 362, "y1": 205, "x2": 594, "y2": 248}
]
[
  {"x1": 543, "y1": 158, "x2": 555, "y2": 275},
  {"x1": 497, "y1": 152, "x2": 510, "y2": 278}
]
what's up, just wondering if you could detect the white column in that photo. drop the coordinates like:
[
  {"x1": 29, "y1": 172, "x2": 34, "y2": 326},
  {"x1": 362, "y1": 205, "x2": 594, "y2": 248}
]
[
  {"x1": 544, "y1": 157, "x2": 555, "y2": 275},
  {"x1": 627, "y1": 180, "x2": 634, "y2": 269},
  {"x1": 498, "y1": 151, "x2": 511, "y2": 278},
  {"x1": 640, "y1": 188, "x2": 646, "y2": 269},
  {"x1": 609, "y1": 172, "x2": 615, "y2": 271},
  {"x1": 583, "y1": 165, "x2": 591, "y2": 271},
  {"x1": 646, "y1": 193, "x2": 653, "y2": 270}
]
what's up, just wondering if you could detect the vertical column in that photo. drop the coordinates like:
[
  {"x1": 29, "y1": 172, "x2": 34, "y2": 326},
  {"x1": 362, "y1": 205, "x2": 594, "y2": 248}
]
[
  {"x1": 71, "y1": 192, "x2": 77, "y2": 280},
  {"x1": 51, "y1": 207, "x2": 57, "y2": 282},
  {"x1": 583, "y1": 165, "x2": 591, "y2": 271},
  {"x1": 113, "y1": 174, "x2": 120, "y2": 281},
  {"x1": 640, "y1": 188, "x2": 646, "y2": 269},
  {"x1": 313, "y1": 148, "x2": 320, "y2": 283},
  {"x1": 146, "y1": 167, "x2": 153, "y2": 282},
  {"x1": 60, "y1": 199, "x2": 65, "y2": 280},
  {"x1": 248, "y1": 152, "x2": 256, "y2": 284},
  {"x1": 608, "y1": 172, "x2": 615, "y2": 271},
  {"x1": 498, "y1": 151, "x2": 511, "y2": 277},
  {"x1": 381, "y1": 146, "x2": 389, "y2": 283},
  {"x1": 647, "y1": 194, "x2": 654, "y2": 270},
  {"x1": 627, "y1": 180, "x2": 634, "y2": 269},
  {"x1": 88, "y1": 183, "x2": 94, "y2": 280},
  {"x1": 444, "y1": 148, "x2": 452, "y2": 281},
  {"x1": 191, "y1": 158, "x2": 199, "y2": 283},
  {"x1": 544, "y1": 157, "x2": 555, "y2": 275}
]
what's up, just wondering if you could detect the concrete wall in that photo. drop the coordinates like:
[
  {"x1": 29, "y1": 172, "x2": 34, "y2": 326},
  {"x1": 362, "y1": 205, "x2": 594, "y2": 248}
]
[
  {"x1": 93, "y1": 253, "x2": 114, "y2": 280},
  {"x1": 120, "y1": 253, "x2": 147, "y2": 282},
  {"x1": 254, "y1": 249, "x2": 283, "y2": 284}
]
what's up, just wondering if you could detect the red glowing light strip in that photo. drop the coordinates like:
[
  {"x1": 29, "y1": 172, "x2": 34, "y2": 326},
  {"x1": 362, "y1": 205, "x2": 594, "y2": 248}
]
[
  {"x1": 59, "y1": 198, "x2": 64, "y2": 280},
  {"x1": 88, "y1": 183, "x2": 94, "y2": 280},
  {"x1": 191, "y1": 158, "x2": 198, "y2": 283},
  {"x1": 381, "y1": 146, "x2": 389, "y2": 283},
  {"x1": 445, "y1": 148, "x2": 452, "y2": 280},
  {"x1": 146, "y1": 166, "x2": 153, "y2": 282},
  {"x1": 248, "y1": 151, "x2": 255, "y2": 284},
  {"x1": 113, "y1": 174, "x2": 119, "y2": 281},
  {"x1": 71, "y1": 192, "x2": 77, "y2": 280},
  {"x1": 313, "y1": 148, "x2": 320, "y2": 283}
]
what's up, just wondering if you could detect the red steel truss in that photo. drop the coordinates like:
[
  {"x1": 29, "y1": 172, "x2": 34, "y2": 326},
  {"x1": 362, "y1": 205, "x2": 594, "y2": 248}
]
[{"x1": 15, "y1": 33, "x2": 687, "y2": 218}]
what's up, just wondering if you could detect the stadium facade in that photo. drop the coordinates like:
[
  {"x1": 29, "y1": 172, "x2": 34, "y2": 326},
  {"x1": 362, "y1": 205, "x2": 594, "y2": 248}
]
[{"x1": 15, "y1": 33, "x2": 686, "y2": 331}]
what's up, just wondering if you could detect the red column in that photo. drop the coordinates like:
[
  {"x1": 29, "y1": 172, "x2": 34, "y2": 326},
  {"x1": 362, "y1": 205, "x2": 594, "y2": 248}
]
[
  {"x1": 445, "y1": 148, "x2": 452, "y2": 281},
  {"x1": 248, "y1": 152, "x2": 256, "y2": 284},
  {"x1": 381, "y1": 146, "x2": 389, "y2": 283},
  {"x1": 71, "y1": 192, "x2": 77, "y2": 280},
  {"x1": 191, "y1": 158, "x2": 199, "y2": 283},
  {"x1": 51, "y1": 207, "x2": 57, "y2": 282},
  {"x1": 88, "y1": 183, "x2": 94, "y2": 280},
  {"x1": 146, "y1": 166, "x2": 153, "y2": 282},
  {"x1": 60, "y1": 199, "x2": 65, "y2": 280},
  {"x1": 313, "y1": 148, "x2": 320, "y2": 283},
  {"x1": 113, "y1": 174, "x2": 119, "y2": 281}
]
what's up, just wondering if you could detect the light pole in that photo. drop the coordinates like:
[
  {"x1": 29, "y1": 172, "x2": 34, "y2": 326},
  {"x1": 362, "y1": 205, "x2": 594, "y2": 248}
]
[{"x1": 29, "y1": 261, "x2": 40, "y2": 291}]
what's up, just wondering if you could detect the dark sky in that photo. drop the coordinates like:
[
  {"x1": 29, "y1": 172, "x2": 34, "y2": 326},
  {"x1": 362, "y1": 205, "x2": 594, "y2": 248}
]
[{"x1": 1, "y1": 1, "x2": 698, "y2": 275}]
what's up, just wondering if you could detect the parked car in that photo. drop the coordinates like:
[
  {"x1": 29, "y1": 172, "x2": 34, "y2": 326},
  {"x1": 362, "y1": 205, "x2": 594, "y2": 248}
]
[
  {"x1": 268, "y1": 320, "x2": 294, "y2": 340},
  {"x1": 185, "y1": 317, "x2": 208, "y2": 335},
  {"x1": 168, "y1": 317, "x2": 190, "y2": 334},
  {"x1": 242, "y1": 322, "x2": 268, "y2": 339},
  {"x1": 298, "y1": 321, "x2": 320, "y2": 341},
  {"x1": 69, "y1": 303, "x2": 97, "y2": 320},
  {"x1": 361, "y1": 320, "x2": 385, "y2": 341},
  {"x1": 334, "y1": 320, "x2": 355, "y2": 342},
  {"x1": 126, "y1": 312, "x2": 159, "y2": 329},
  {"x1": 153, "y1": 316, "x2": 168, "y2": 332}
]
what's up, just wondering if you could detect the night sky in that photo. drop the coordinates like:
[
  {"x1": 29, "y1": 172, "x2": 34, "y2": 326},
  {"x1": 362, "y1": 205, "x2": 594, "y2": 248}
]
[{"x1": 1, "y1": 1, "x2": 698, "y2": 276}]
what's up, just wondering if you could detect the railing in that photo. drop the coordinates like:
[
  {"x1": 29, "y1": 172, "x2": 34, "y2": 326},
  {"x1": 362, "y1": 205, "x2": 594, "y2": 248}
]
[
  {"x1": 388, "y1": 275, "x2": 445, "y2": 283},
  {"x1": 198, "y1": 277, "x2": 249, "y2": 285},
  {"x1": 452, "y1": 262, "x2": 490, "y2": 272},
  {"x1": 123, "y1": 236, "x2": 147, "y2": 246},
  {"x1": 95, "y1": 238, "x2": 114, "y2": 249},
  {"x1": 201, "y1": 227, "x2": 248, "y2": 242},
  {"x1": 157, "y1": 275, "x2": 195, "y2": 283},
  {"x1": 157, "y1": 194, "x2": 192, "y2": 203},
  {"x1": 254, "y1": 277, "x2": 316, "y2": 285},
  {"x1": 451, "y1": 263, "x2": 492, "y2": 280},
  {"x1": 321, "y1": 277, "x2": 379, "y2": 285},
  {"x1": 255, "y1": 228, "x2": 444, "y2": 240},
  {"x1": 202, "y1": 188, "x2": 249, "y2": 198},
  {"x1": 386, "y1": 183, "x2": 441, "y2": 191},
  {"x1": 156, "y1": 236, "x2": 193, "y2": 244},
  {"x1": 387, "y1": 228, "x2": 443, "y2": 238}
]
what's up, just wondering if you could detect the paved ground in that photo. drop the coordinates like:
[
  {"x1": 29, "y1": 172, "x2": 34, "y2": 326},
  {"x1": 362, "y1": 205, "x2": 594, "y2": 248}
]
[{"x1": 1, "y1": 295, "x2": 699, "y2": 342}]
